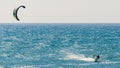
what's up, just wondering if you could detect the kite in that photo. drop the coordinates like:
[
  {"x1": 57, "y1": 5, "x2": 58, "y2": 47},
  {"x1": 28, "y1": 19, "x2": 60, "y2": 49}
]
[{"x1": 13, "y1": 5, "x2": 26, "y2": 21}]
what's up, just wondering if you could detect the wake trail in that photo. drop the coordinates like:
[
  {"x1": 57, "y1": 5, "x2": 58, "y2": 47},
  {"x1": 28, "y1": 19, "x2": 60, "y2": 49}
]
[{"x1": 61, "y1": 52, "x2": 95, "y2": 62}]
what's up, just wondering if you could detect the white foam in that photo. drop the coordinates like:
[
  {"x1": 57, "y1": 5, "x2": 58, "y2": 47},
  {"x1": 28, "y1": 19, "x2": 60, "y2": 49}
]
[
  {"x1": 10, "y1": 36, "x2": 20, "y2": 41},
  {"x1": 101, "y1": 61, "x2": 120, "y2": 64},
  {"x1": 0, "y1": 41, "x2": 13, "y2": 50},
  {"x1": 62, "y1": 63, "x2": 96, "y2": 66},
  {"x1": 61, "y1": 52, "x2": 95, "y2": 62},
  {"x1": 0, "y1": 66, "x2": 4, "y2": 68},
  {"x1": 35, "y1": 43, "x2": 49, "y2": 49},
  {"x1": 3, "y1": 36, "x2": 20, "y2": 41},
  {"x1": 1, "y1": 53, "x2": 8, "y2": 57},
  {"x1": 13, "y1": 66, "x2": 35, "y2": 68}
]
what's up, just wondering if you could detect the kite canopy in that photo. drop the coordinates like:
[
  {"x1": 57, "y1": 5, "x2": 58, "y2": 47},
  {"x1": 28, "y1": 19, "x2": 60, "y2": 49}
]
[{"x1": 13, "y1": 5, "x2": 26, "y2": 21}]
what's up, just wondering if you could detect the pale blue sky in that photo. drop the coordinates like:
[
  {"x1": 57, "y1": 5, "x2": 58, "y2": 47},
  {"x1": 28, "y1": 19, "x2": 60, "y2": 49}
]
[{"x1": 0, "y1": 0, "x2": 120, "y2": 23}]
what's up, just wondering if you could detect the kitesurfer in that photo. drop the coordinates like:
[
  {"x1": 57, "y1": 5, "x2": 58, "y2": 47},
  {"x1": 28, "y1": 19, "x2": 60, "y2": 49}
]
[{"x1": 95, "y1": 55, "x2": 100, "y2": 62}]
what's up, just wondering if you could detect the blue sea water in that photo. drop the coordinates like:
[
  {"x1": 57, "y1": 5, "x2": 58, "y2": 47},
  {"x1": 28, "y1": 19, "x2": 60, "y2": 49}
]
[{"x1": 0, "y1": 23, "x2": 120, "y2": 68}]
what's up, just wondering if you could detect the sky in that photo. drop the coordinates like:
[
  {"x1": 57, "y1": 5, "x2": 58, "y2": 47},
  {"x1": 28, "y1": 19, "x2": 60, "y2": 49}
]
[{"x1": 0, "y1": 0, "x2": 120, "y2": 23}]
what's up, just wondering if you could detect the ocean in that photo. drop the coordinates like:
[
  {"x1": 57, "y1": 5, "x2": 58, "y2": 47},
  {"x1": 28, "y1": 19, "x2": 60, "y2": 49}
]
[{"x1": 0, "y1": 23, "x2": 120, "y2": 68}]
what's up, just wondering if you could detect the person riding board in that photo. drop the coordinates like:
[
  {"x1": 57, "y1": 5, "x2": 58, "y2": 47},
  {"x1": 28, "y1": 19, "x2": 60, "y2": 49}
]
[{"x1": 95, "y1": 55, "x2": 100, "y2": 62}]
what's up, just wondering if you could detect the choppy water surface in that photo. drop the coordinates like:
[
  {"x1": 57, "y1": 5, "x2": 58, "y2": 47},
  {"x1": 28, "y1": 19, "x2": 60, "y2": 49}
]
[{"x1": 0, "y1": 23, "x2": 120, "y2": 68}]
